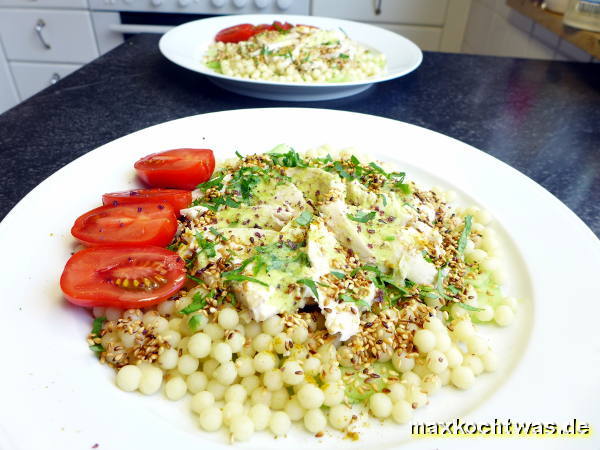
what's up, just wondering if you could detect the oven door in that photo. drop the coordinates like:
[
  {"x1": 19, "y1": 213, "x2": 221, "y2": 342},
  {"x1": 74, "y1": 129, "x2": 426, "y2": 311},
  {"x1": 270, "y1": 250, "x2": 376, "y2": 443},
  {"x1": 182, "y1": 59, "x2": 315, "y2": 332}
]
[{"x1": 91, "y1": 11, "x2": 214, "y2": 54}]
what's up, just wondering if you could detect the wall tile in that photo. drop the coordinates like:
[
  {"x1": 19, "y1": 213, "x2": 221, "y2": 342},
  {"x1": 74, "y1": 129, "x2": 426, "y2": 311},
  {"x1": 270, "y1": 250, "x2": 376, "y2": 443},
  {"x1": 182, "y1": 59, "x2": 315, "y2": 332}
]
[
  {"x1": 463, "y1": 1, "x2": 495, "y2": 53},
  {"x1": 506, "y1": 9, "x2": 534, "y2": 33},
  {"x1": 526, "y1": 35, "x2": 556, "y2": 59}
]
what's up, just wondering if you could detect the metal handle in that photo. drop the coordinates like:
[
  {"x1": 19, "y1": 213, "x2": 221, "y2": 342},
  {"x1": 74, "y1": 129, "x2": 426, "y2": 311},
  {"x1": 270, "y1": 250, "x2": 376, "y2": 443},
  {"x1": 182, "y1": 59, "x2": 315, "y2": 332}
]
[
  {"x1": 374, "y1": 0, "x2": 382, "y2": 15},
  {"x1": 49, "y1": 73, "x2": 60, "y2": 85},
  {"x1": 34, "y1": 19, "x2": 51, "y2": 49}
]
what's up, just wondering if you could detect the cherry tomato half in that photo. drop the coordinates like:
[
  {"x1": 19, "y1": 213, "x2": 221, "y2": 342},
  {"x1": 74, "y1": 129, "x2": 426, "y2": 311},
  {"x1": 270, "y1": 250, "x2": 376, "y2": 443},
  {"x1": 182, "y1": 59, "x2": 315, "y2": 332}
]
[
  {"x1": 134, "y1": 148, "x2": 215, "y2": 190},
  {"x1": 71, "y1": 202, "x2": 177, "y2": 247},
  {"x1": 215, "y1": 23, "x2": 258, "y2": 43},
  {"x1": 272, "y1": 21, "x2": 293, "y2": 31},
  {"x1": 102, "y1": 188, "x2": 192, "y2": 213},
  {"x1": 60, "y1": 246, "x2": 185, "y2": 308}
]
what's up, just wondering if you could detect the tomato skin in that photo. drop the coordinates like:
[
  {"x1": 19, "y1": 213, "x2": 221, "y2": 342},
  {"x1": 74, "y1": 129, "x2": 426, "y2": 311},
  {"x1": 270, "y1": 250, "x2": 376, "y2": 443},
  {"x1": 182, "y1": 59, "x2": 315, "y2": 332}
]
[
  {"x1": 102, "y1": 189, "x2": 192, "y2": 213},
  {"x1": 272, "y1": 21, "x2": 293, "y2": 31},
  {"x1": 253, "y1": 23, "x2": 275, "y2": 35},
  {"x1": 71, "y1": 202, "x2": 177, "y2": 247},
  {"x1": 134, "y1": 148, "x2": 215, "y2": 190},
  {"x1": 215, "y1": 23, "x2": 258, "y2": 43},
  {"x1": 60, "y1": 246, "x2": 185, "y2": 309}
]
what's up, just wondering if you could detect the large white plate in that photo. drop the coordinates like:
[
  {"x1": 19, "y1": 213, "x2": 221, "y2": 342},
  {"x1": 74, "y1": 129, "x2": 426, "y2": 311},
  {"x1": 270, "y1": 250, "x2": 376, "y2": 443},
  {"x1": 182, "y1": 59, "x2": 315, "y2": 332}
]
[
  {"x1": 158, "y1": 15, "x2": 422, "y2": 101},
  {"x1": 1, "y1": 109, "x2": 599, "y2": 450}
]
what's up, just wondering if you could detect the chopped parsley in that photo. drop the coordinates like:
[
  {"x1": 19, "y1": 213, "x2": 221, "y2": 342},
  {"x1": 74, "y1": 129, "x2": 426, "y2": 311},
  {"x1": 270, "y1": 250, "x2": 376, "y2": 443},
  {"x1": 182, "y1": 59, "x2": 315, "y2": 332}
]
[
  {"x1": 268, "y1": 148, "x2": 306, "y2": 168},
  {"x1": 347, "y1": 210, "x2": 376, "y2": 223},
  {"x1": 195, "y1": 232, "x2": 216, "y2": 258},
  {"x1": 339, "y1": 53, "x2": 349, "y2": 59},
  {"x1": 383, "y1": 236, "x2": 395, "y2": 241}
]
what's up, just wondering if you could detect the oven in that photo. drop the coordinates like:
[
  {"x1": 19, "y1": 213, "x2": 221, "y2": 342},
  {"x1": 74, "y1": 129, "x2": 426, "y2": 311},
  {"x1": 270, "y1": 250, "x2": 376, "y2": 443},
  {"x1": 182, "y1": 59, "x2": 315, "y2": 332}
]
[{"x1": 89, "y1": 0, "x2": 311, "y2": 55}]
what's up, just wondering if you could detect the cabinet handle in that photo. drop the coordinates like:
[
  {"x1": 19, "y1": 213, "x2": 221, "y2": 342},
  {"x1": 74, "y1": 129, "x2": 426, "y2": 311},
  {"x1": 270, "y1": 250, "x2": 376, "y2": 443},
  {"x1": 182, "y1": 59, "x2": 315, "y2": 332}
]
[
  {"x1": 373, "y1": 0, "x2": 382, "y2": 15},
  {"x1": 34, "y1": 19, "x2": 51, "y2": 50},
  {"x1": 49, "y1": 73, "x2": 60, "y2": 85}
]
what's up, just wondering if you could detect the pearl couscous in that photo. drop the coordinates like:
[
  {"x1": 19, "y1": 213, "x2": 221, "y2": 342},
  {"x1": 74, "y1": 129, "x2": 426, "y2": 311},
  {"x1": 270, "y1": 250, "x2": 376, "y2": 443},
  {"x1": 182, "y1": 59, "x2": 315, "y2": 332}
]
[
  {"x1": 203, "y1": 25, "x2": 386, "y2": 83},
  {"x1": 87, "y1": 145, "x2": 519, "y2": 442}
]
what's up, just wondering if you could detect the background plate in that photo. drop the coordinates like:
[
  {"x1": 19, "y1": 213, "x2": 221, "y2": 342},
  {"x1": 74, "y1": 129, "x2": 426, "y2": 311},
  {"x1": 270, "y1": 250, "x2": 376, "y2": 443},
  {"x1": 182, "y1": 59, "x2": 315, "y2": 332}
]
[
  {"x1": 0, "y1": 109, "x2": 598, "y2": 450},
  {"x1": 158, "y1": 15, "x2": 422, "y2": 101}
]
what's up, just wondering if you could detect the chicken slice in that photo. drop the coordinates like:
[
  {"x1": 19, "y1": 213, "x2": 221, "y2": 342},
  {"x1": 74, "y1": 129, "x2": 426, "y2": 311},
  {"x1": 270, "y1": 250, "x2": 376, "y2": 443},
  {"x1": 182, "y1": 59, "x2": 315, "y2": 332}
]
[{"x1": 318, "y1": 200, "x2": 375, "y2": 263}]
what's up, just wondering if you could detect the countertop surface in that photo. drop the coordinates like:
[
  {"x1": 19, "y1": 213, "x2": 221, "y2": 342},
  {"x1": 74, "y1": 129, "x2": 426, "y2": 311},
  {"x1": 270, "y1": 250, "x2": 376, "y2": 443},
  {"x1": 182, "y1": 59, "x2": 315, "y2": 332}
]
[{"x1": 0, "y1": 34, "x2": 598, "y2": 236}]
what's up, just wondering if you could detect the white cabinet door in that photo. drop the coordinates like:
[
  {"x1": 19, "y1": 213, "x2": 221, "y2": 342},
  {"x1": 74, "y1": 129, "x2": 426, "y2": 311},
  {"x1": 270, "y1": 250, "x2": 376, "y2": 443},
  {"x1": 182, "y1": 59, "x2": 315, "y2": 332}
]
[
  {"x1": 0, "y1": 39, "x2": 19, "y2": 113},
  {"x1": 376, "y1": 24, "x2": 441, "y2": 51},
  {"x1": 10, "y1": 61, "x2": 80, "y2": 100},
  {"x1": 0, "y1": 0, "x2": 87, "y2": 8},
  {"x1": 312, "y1": 0, "x2": 447, "y2": 26},
  {"x1": 0, "y1": 9, "x2": 99, "y2": 63}
]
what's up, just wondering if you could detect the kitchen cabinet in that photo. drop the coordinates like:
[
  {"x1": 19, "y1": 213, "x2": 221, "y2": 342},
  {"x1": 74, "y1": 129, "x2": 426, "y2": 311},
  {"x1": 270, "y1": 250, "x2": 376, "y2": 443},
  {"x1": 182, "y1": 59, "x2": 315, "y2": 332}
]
[
  {"x1": 10, "y1": 61, "x2": 81, "y2": 100},
  {"x1": 0, "y1": 38, "x2": 19, "y2": 113},
  {"x1": 312, "y1": 0, "x2": 472, "y2": 51},
  {"x1": 0, "y1": 0, "x2": 98, "y2": 111}
]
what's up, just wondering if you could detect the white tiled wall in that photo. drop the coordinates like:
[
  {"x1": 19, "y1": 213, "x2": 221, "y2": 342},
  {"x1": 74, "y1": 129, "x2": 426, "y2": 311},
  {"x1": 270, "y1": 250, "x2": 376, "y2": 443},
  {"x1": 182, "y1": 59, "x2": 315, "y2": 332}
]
[{"x1": 462, "y1": 0, "x2": 594, "y2": 62}]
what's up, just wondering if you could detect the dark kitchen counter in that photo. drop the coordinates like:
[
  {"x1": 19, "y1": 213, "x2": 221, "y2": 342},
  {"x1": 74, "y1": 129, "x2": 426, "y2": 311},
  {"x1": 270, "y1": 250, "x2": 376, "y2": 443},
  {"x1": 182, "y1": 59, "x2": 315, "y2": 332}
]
[{"x1": 1, "y1": 34, "x2": 599, "y2": 236}]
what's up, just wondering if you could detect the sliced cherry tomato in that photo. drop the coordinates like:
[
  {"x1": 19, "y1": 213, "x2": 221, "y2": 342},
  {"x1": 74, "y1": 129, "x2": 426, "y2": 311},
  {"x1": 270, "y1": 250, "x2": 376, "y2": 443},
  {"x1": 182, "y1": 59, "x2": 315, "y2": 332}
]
[
  {"x1": 215, "y1": 23, "x2": 259, "y2": 43},
  {"x1": 60, "y1": 246, "x2": 185, "y2": 308},
  {"x1": 102, "y1": 188, "x2": 192, "y2": 213},
  {"x1": 272, "y1": 21, "x2": 293, "y2": 31},
  {"x1": 134, "y1": 148, "x2": 215, "y2": 190},
  {"x1": 71, "y1": 202, "x2": 177, "y2": 247}
]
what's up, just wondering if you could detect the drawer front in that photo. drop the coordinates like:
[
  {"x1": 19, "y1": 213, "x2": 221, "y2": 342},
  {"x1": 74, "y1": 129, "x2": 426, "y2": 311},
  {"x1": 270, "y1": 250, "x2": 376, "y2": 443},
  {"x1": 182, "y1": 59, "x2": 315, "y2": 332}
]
[
  {"x1": 0, "y1": 9, "x2": 99, "y2": 63},
  {"x1": 0, "y1": 38, "x2": 19, "y2": 113},
  {"x1": 312, "y1": 0, "x2": 448, "y2": 26},
  {"x1": 0, "y1": 0, "x2": 87, "y2": 8},
  {"x1": 10, "y1": 61, "x2": 80, "y2": 100},
  {"x1": 376, "y1": 24, "x2": 441, "y2": 51}
]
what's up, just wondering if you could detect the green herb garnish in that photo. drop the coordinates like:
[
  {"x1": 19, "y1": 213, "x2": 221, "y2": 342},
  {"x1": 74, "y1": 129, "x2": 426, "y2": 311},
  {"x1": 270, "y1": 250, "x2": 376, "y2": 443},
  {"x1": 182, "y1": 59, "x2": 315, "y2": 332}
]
[
  {"x1": 223, "y1": 273, "x2": 269, "y2": 287},
  {"x1": 339, "y1": 53, "x2": 349, "y2": 59},
  {"x1": 457, "y1": 215, "x2": 473, "y2": 255},
  {"x1": 186, "y1": 273, "x2": 205, "y2": 285},
  {"x1": 91, "y1": 316, "x2": 106, "y2": 336},
  {"x1": 89, "y1": 344, "x2": 104, "y2": 353},
  {"x1": 297, "y1": 278, "x2": 319, "y2": 299},
  {"x1": 347, "y1": 210, "x2": 376, "y2": 223},
  {"x1": 295, "y1": 211, "x2": 313, "y2": 226},
  {"x1": 330, "y1": 271, "x2": 345, "y2": 279},
  {"x1": 209, "y1": 227, "x2": 227, "y2": 241},
  {"x1": 180, "y1": 291, "x2": 210, "y2": 314},
  {"x1": 188, "y1": 315, "x2": 205, "y2": 332},
  {"x1": 206, "y1": 60, "x2": 221, "y2": 71}
]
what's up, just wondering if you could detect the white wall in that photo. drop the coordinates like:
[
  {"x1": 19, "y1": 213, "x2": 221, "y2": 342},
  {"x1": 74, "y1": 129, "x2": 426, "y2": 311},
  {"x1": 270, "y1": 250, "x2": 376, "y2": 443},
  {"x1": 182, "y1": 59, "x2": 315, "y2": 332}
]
[{"x1": 461, "y1": 0, "x2": 594, "y2": 62}]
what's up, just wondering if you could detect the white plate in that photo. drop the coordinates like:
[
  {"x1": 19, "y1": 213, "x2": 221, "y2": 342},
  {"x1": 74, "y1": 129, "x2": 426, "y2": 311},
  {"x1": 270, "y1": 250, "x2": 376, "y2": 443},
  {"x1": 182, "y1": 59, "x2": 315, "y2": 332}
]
[
  {"x1": 1, "y1": 109, "x2": 599, "y2": 450},
  {"x1": 158, "y1": 15, "x2": 422, "y2": 101}
]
